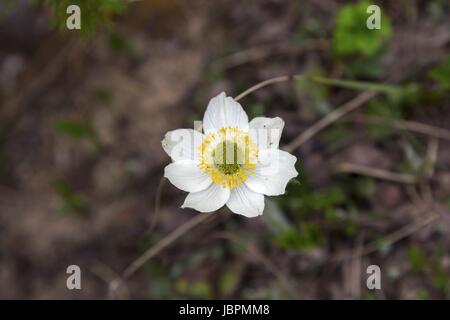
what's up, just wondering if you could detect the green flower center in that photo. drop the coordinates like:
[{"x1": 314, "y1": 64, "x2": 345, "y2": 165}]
[{"x1": 212, "y1": 141, "x2": 243, "y2": 175}]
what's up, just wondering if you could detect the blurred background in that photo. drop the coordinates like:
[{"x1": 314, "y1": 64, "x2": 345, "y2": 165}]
[{"x1": 0, "y1": 0, "x2": 449, "y2": 299}]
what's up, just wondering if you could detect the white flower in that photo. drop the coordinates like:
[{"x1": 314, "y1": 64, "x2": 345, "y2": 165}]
[{"x1": 161, "y1": 92, "x2": 298, "y2": 218}]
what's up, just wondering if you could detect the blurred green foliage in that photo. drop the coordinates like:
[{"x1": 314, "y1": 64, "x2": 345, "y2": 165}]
[
  {"x1": 0, "y1": 0, "x2": 16, "y2": 21},
  {"x1": 333, "y1": 1, "x2": 392, "y2": 57},
  {"x1": 94, "y1": 87, "x2": 113, "y2": 105},
  {"x1": 416, "y1": 289, "x2": 429, "y2": 300},
  {"x1": 295, "y1": 65, "x2": 332, "y2": 119},
  {"x1": 247, "y1": 103, "x2": 266, "y2": 119},
  {"x1": 406, "y1": 246, "x2": 426, "y2": 272},
  {"x1": 429, "y1": 55, "x2": 450, "y2": 90},
  {"x1": 399, "y1": 140, "x2": 426, "y2": 175},
  {"x1": 108, "y1": 32, "x2": 137, "y2": 57},
  {"x1": 219, "y1": 263, "x2": 243, "y2": 297},
  {"x1": 53, "y1": 119, "x2": 94, "y2": 139},
  {"x1": 291, "y1": 16, "x2": 326, "y2": 44},
  {"x1": 427, "y1": 0, "x2": 449, "y2": 21},
  {"x1": 290, "y1": 185, "x2": 346, "y2": 213},
  {"x1": 405, "y1": 246, "x2": 450, "y2": 297},
  {"x1": 52, "y1": 117, "x2": 100, "y2": 153},
  {"x1": 51, "y1": 179, "x2": 87, "y2": 214},
  {"x1": 275, "y1": 223, "x2": 323, "y2": 250}
]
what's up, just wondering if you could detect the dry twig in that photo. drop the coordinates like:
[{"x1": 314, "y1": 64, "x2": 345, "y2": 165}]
[
  {"x1": 148, "y1": 176, "x2": 166, "y2": 234},
  {"x1": 349, "y1": 115, "x2": 450, "y2": 142},
  {"x1": 284, "y1": 91, "x2": 377, "y2": 152},
  {"x1": 217, "y1": 233, "x2": 299, "y2": 299},
  {"x1": 333, "y1": 212, "x2": 439, "y2": 263},
  {"x1": 334, "y1": 162, "x2": 417, "y2": 184}
]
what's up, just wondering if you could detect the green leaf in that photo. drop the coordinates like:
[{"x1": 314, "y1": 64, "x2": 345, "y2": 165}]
[
  {"x1": 53, "y1": 119, "x2": 94, "y2": 139},
  {"x1": 333, "y1": 1, "x2": 392, "y2": 57},
  {"x1": 406, "y1": 246, "x2": 426, "y2": 272},
  {"x1": 429, "y1": 55, "x2": 450, "y2": 90},
  {"x1": 275, "y1": 223, "x2": 323, "y2": 250}
]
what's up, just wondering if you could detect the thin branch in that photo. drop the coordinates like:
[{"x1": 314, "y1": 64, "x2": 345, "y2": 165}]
[
  {"x1": 234, "y1": 75, "x2": 304, "y2": 101},
  {"x1": 333, "y1": 212, "x2": 439, "y2": 263},
  {"x1": 360, "y1": 213, "x2": 439, "y2": 257},
  {"x1": 284, "y1": 91, "x2": 377, "y2": 152},
  {"x1": 349, "y1": 233, "x2": 364, "y2": 299},
  {"x1": 424, "y1": 137, "x2": 439, "y2": 179},
  {"x1": 217, "y1": 233, "x2": 299, "y2": 299},
  {"x1": 334, "y1": 162, "x2": 417, "y2": 184},
  {"x1": 148, "y1": 176, "x2": 166, "y2": 234},
  {"x1": 350, "y1": 115, "x2": 450, "y2": 142},
  {"x1": 122, "y1": 213, "x2": 214, "y2": 280},
  {"x1": 218, "y1": 39, "x2": 328, "y2": 69},
  {"x1": 91, "y1": 262, "x2": 130, "y2": 300},
  {"x1": 109, "y1": 212, "x2": 215, "y2": 297}
]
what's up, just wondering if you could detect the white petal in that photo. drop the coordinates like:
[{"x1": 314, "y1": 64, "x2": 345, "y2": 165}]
[
  {"x1": 249, "y1": 117, "x2": 284, "y2": 150},
  {"x1": 203, "y1": 92, "x2": 249, "y2": 133},
  {"x1": 245, "y1": 149, "x2": 298, "y2": 196},
  {"x1": 226, "y1": 184, "x2": 264, "y2": 218},
  {"x1": 162, "y1": 129, "x2": 203, "y2": 162},
  {"x1": 182, "y1": 184, "x2": 230, "y2": 212},
  {"x1": 164, "y1": 160, "x2": 212, "y2": 193}
]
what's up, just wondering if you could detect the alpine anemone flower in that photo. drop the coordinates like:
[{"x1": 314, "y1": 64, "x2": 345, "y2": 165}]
[{"x1": 162, "y1": 92, "x2": 298, "y2": 217}]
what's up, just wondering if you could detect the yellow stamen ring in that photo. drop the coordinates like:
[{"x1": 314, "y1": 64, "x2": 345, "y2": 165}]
[{"x1": 198, "y1": 127, "x2": 258, "y2": 189}]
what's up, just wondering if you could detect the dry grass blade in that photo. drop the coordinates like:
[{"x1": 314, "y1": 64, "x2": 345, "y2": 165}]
[
  {"x1": 234, "y1": 75, "x2": 300, "y2": 101},
  {"x1": 217, "y1": 233, "x2": 300, "y2": 299},
  {"x1": 122, "y1": 213, "x2": 214, "y2": 280},
  {"x1": 350, "y1": 115, "x2": 450, "y2": 142},
  {"x1": 333, "y1": 212, "x2": 440, "y2": 263},
  {"x1": 335, "y1": 162, "x2": 418, "y2": 184},
  {"x1": 284, "y1": 91, "x2": 377, "y2": 152},
  {"x1": 148, "y1": 176, "x2": 166, "y2": 234}
]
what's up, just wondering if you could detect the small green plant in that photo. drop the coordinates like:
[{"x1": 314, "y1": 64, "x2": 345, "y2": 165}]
[
  {"x1": 429, "y1": 55, "x2": 450, "y2": 90},
  {"x1": 406, "y1": 246, "x2": 426, "y2": 272},
  {"x1": 275, "y1": 223, "x2": 323, "y2": 250},
  {"x1": 53, "y1": 119, "x2": 95, "y2": 139},
  {"x1": 333, "y1": 1, "x2": 392, "y2": 57}
]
